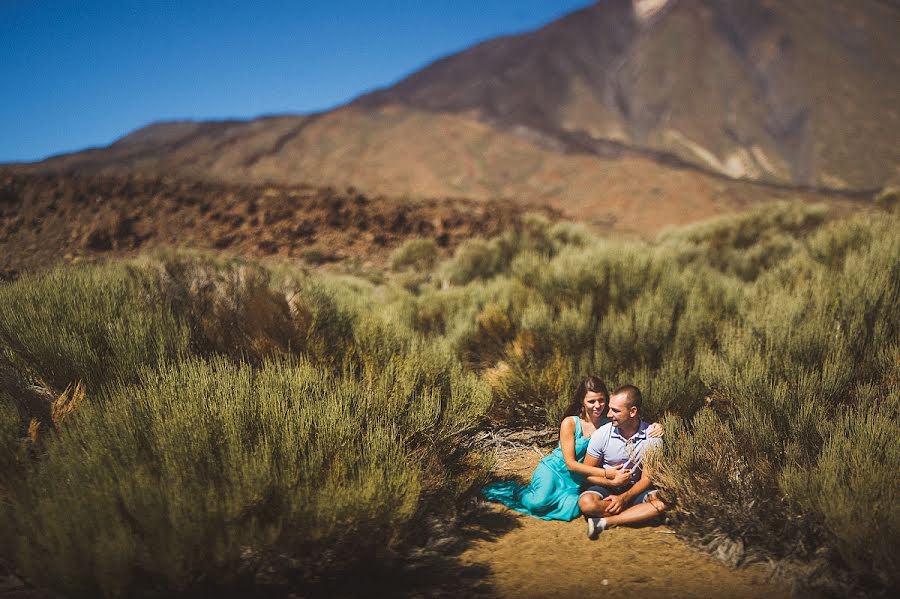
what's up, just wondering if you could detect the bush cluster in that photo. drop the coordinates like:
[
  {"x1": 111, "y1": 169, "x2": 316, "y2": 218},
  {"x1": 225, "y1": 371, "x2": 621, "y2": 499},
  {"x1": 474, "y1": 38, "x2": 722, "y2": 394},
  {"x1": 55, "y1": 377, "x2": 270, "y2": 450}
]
[
  {"x1": 1, "y1": 201, "x2": 897, "y2": 596},
  {"x1": 388, "y1": 202, "x2": 899, "y2": 593},
  {"x1": 0, "y1": 253, "x2": 489, "y2": 597},
  {"x1": 2, "y1": 358, "x2": 487, "y2": 596}
]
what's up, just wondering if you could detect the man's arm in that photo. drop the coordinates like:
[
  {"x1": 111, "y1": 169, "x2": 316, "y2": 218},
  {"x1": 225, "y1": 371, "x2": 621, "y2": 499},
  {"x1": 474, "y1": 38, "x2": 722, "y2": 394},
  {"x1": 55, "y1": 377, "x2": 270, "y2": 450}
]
[
  {"x1": 605, "y1": 439, "x2": 662, "y2": 514},
  {"x1": 604, "y1": 460, "x2": 652, "y2": 513},
  {"x1": 583, "y1": 454, "x2": 631, "y2": 487}
]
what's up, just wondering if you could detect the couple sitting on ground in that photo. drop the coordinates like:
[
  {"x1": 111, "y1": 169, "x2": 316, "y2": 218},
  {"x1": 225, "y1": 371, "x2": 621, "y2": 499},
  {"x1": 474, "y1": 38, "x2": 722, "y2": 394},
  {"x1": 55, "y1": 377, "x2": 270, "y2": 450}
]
[{"x1": 482, "y1": 376, "x2": 668, "y2": 538}]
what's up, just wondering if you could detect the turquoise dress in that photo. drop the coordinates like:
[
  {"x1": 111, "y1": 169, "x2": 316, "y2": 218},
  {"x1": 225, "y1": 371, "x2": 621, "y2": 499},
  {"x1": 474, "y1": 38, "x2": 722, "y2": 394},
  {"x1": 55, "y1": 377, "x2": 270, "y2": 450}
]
[{"x1": 482, "y1": 416, "x2": 599, "y2": 521}]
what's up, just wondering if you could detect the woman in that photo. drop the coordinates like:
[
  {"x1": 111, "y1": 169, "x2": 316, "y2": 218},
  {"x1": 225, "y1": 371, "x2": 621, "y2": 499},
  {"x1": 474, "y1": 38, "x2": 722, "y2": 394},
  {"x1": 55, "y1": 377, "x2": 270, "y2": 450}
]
[{"x1": 481, "y1": 376, "x2": 661, "y2": 521}]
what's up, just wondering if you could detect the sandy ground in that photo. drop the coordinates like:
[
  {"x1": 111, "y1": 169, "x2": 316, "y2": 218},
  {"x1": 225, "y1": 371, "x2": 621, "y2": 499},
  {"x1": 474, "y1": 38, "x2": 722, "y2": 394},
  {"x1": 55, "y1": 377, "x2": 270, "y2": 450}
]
[{"x1": 460, "y1": 448, "x2": 797, "y2": 599}]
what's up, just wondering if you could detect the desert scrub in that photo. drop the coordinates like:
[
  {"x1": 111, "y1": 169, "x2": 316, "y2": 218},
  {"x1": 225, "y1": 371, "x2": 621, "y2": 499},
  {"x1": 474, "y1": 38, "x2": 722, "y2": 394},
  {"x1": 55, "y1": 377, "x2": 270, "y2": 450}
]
[
  {"x1": 433, "y1": 237, "x2": 741, "y2": 426},
  {"x1": 658, "y1": 211, "x2": 900, "y2": 592},
  {"x1": 657, "y1": 201, "x2": 829, "y2": 280},
  {"x1": 780, "y1": 383, "x2": 900, "y2": 592},
  {"x1": 0, "y1": 356, "x2": 489, "y2": 597},
  {"x1": 0, "y1": 263, "x2": 189, "y2": 393}
]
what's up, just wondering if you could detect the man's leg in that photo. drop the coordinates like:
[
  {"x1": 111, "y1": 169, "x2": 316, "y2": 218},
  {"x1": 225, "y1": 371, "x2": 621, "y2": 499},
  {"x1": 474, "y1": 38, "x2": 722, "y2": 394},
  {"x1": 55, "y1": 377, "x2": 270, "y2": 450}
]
[
  {"x1": 603, "y1": 492, "x2": 667, "y2": 528},
  {"x1": 579, "y1": 488, "x2": 615, "y2": 539},
  {"x1": 578, "y1": 489, "x2": 612, "y2": 517}
]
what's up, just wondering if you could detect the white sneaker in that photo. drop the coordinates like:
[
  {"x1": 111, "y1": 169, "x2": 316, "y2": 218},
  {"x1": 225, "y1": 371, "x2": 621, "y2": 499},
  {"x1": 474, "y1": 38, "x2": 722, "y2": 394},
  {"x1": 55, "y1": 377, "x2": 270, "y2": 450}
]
[{"x1": 586, "y1": 517, "x2": 605, "y2": 540}]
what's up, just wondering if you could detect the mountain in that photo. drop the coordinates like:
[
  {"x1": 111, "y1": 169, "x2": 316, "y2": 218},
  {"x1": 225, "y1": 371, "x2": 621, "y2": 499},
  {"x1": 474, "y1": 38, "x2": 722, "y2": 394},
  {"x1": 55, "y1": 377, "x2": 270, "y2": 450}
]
[
  {"x1": 12, "y1": 0, "x2": 899, "y2": 228},
  {"x1": 354, "y1": 0, "x2": 900, "y2": 189}
]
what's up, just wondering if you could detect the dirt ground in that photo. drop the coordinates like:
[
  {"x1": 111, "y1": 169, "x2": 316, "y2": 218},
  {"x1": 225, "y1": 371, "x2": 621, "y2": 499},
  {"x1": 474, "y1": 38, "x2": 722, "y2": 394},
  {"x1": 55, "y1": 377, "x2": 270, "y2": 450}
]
[{"x1": 461, "y1": 448, "x2": 799, "y2": 599}]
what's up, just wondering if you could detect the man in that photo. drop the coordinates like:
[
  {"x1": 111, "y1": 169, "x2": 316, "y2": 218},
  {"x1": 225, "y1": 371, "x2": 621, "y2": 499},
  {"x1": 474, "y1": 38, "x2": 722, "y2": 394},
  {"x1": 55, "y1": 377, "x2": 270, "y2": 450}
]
[{"x1": 578, "y1": 384, "x2": 668, "y2": 539}]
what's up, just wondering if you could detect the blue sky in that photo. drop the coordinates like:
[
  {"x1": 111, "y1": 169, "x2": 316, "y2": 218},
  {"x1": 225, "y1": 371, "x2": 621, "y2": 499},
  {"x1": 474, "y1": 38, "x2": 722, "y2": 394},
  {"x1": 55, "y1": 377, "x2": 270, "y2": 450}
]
[{"x1": 0, "y1": 0, "x2": 595, "y2": 163}]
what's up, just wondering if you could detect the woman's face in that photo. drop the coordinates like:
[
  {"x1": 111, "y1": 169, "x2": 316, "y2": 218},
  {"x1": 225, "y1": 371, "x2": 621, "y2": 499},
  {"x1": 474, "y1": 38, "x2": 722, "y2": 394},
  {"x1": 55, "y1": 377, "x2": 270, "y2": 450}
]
[{"x1": 582, "y1": 390, "x2": 608, "y2": 420}]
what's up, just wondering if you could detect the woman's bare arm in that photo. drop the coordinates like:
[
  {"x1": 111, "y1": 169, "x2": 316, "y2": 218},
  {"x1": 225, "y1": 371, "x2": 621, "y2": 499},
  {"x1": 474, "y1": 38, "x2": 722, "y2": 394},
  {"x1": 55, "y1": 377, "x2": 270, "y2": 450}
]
[{"x1": 560, "y1": 417, "x2": 629, "y2": 484}]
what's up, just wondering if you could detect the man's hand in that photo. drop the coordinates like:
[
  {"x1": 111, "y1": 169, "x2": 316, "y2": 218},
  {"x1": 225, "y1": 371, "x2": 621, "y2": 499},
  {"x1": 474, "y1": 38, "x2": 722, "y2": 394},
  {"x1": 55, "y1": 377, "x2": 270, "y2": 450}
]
[
  {"x1": 604, "y1": 493, "x2": 627, "y2": 515},
  {"x1": 647, "y1": 422, "x2": 664, "y2": 438},
  {"x1": 607, "y1": 464, "x2": 632, "y2": 487}
]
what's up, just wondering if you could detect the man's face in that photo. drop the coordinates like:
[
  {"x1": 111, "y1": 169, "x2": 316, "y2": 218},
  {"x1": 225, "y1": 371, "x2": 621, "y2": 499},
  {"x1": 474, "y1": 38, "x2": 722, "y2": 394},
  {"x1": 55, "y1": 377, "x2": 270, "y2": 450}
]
[{"x1": 607, "y1": 393, "x2": 636, "y2": 427}]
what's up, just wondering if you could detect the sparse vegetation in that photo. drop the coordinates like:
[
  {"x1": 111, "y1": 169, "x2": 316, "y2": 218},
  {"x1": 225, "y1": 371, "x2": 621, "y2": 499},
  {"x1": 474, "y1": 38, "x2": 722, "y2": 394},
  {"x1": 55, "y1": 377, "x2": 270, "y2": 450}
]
[{"x1": 1, "y1": 201, "x2": 897, "y2": 597}]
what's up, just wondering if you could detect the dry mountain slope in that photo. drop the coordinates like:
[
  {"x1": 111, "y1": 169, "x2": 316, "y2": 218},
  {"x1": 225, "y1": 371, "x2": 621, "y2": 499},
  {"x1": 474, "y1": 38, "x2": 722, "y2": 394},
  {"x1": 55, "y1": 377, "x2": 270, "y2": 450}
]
[
  {"x1": 15, "y1": 0, "x2": 898, "y2": 220},
  {"x1": 17, "y1": 106, "x2": 862, "y2": 235},
  {"x1": 356, "y1": 0, "x2": 900, "y2": 189}
]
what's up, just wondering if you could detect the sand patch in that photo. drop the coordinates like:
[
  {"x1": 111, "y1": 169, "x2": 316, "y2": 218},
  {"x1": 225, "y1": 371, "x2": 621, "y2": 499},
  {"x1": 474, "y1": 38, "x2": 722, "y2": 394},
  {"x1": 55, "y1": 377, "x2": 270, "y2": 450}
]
[{"x1": 461, "y1": 447, "x2": 800, "y2": 599}]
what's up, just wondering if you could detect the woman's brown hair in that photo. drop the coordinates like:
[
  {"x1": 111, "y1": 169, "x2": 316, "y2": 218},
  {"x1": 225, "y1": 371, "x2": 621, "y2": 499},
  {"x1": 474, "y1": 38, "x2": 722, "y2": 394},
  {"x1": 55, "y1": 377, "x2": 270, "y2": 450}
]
[{"x1": 562, "y1": 375, "x2": 609, "y2": 422}]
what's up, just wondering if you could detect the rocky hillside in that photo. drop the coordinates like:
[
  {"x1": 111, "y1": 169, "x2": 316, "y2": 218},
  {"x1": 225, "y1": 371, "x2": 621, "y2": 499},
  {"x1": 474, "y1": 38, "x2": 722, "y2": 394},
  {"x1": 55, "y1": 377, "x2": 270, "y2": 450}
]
[{"x1": 0, "y1": 172, "x2": 556, "y2": 279}]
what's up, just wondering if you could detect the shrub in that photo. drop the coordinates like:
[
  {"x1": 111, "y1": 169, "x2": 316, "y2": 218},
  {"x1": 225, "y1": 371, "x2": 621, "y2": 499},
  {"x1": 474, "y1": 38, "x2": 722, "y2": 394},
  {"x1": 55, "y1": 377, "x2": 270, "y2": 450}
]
[
  {"x1": 389, "y1": 238, "x2": 439, "y2": 271},
  {"x1": 653, "y1": 410, "x2": 805, "y2": 564},
  {"x1": 150, "y1": 252, "x2": 299, "y2": 363},
  {"x1": 0, "y1": 356, "x2": 489, "y2": 597},
  {"x1": 0, "y1": 263, "x2": 189, "y2": 393},
  {"x1": 658, "y1": 202, "x2": 829, "y2": 280},
  {"x1": 433, "y1": 213, "x2": 585, "y2": 288},
  {"x1": 657, "y1": 211, "x2": 900, "y2": 593},
  {"x1": 436, "y1": 237, "x2": 510, "y2": 286},
  {"x1": 780, "y1": 383, "x2": 900, "y2": 591}
]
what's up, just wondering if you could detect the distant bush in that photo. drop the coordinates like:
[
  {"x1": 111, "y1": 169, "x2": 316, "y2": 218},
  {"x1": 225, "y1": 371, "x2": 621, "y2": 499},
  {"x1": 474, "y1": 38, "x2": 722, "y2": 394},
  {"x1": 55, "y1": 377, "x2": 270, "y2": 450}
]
[
  {"x1": 434, "y1": 213, "x2": 587, "y2": 287},
  {"x1": 389, "y1": 238, "x2": 439, "y2": 271},
  {"x1": 658, "y1": 202, "x2": 829, "y2": 280}
]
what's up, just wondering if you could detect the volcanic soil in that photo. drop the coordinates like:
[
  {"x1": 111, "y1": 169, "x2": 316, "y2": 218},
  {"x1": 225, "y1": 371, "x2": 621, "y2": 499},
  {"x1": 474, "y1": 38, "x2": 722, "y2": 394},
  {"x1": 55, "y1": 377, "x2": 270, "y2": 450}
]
[{"x1": 0, "y1": 172, "x2": 560, "y2": 280}]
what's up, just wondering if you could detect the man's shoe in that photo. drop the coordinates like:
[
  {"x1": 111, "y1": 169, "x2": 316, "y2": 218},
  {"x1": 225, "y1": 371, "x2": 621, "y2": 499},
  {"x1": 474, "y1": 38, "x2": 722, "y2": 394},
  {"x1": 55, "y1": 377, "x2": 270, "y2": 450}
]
[{"x1": 586, "y1": 517, "x2": 605, "y2": 540}]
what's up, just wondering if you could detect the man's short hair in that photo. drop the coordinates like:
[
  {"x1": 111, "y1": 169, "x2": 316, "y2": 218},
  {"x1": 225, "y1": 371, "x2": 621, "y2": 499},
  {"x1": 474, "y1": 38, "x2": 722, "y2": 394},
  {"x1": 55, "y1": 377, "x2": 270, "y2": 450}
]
[{"x1": 612, "y1": 385, "x2": 643, "y2": 412}]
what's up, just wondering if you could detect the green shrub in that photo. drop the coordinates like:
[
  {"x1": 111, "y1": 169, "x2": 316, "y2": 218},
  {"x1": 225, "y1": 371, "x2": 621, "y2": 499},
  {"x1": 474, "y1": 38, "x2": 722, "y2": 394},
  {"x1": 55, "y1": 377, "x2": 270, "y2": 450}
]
[
  {"x1": 658, "y1": 202, "x2": 829, "y2": 280},
  {"x1": 0, "y1": 264, "x2": 189, "y2": 393},
  {"x1": 780, "y1": 383, "x2": 900, "y2": 591},
  {"x1": 434, "y1": 213, "x2": 586, "y2": 288},
  {"x1": 653, "y1": 410, "x2": 806, "y2": 564},
  {"x1": 0, "y1": 356, "x2": 489, "y2": 597},
  {"x1": 389, "y1": 238, "x2": 439, "y2": 271},
  {"x1": 436, "y1": 237, "x2": 510, "y2": 286},
  {"x1": 657, "y1": 211, "x2": 900, "y2": 593}
]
